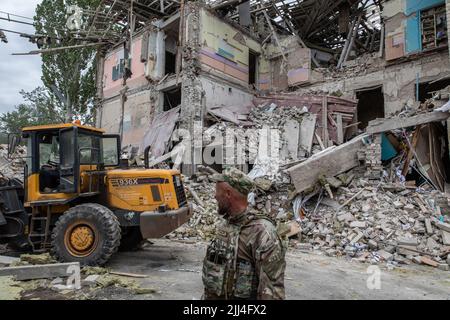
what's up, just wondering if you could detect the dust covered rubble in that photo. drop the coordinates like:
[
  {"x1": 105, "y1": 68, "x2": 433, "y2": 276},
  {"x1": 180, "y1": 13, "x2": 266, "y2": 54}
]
[
  {"x1": 173, "y1": 102, "x2": 450, "y2": 270},
  {"x1": 0, "y1": 144, "x2": 26, "y2": 181},
  {"x1": 296, "y1": 178, "x2": 450, "y2": 270},
  {"x1": 172, "y1": 169, "x2": 450, "y2": 271}
]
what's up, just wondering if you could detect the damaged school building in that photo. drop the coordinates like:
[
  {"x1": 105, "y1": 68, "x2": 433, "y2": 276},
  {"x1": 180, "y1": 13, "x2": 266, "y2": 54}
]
[
  {"x1": 96, "y1": 0, "x2": 450, "y2": 171},
  {"x1": 89, "y1": 0, "x2": 450, "y2": 269}
]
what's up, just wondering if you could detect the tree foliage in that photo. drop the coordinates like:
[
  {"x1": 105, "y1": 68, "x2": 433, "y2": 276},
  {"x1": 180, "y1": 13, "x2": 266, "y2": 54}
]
[
  {"x1": 0, "y1": 87, "x2": 64, "y2": 133},
  {"x1": 34, "y1": 0, "x2": 100, "y2": 123},
  {"x1": 0, "y1": 0, "x2": 101, "y2": 133}
]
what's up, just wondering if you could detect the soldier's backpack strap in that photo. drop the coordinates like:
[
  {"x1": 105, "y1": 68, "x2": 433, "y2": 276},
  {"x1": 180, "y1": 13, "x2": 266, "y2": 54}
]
[{"x1": 246, "y1": 213, "x2": 289, "y2": 255}]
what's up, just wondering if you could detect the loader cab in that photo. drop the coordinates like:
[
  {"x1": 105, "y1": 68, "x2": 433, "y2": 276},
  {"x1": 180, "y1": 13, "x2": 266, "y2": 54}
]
[{"x1": 19, "y1": 123, "x2": 120, "y2": 204}]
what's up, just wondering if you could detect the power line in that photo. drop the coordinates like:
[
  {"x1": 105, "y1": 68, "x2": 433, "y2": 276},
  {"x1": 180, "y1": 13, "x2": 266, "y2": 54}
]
[
  {"x1": 0, "y1": 16, "x2": 34, "y2": 26},
  {"x1": 0, "y1": 10, "x2": 34, "y2": 21}
]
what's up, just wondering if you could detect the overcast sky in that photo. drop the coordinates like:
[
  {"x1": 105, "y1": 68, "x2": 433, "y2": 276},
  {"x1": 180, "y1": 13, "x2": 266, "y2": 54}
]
[{"x1": 0, "y1": 0, "x2": 43, "y2": 114}]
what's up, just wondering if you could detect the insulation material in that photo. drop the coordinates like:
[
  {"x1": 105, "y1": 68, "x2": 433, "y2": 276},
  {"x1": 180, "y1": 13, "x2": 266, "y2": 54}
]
[{"x1": 414, "y1": 123, "x2": 447, "y2": 191}]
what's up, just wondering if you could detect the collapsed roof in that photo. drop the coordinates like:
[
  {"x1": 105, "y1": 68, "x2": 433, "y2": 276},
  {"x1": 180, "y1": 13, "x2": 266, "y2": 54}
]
[{"x1": 82, "y1": 0, "x2": 383, "y2": 56}]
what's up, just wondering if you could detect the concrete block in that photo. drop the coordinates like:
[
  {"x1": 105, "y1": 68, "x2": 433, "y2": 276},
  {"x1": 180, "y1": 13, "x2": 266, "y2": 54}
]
[
  {"x1": 397, "y1": 237, "x2": 418, "y2": 246},
  {"x1": 0, "y1": 256, "x2": 19, "y2": 266},
  {"x1": 350, "y1": 221, "x2": 367, "y2": 228},
  {"x1": 441, "y1": 230, "x2": 450, "y2": 246},
  {"x1": 0, "y1": 262, "x2": 79, "y2": 281},
  {"x1": 425, "y1": 218, "x2": 433, "y2": 235},
  {"x1": 377, "y1": 249, "x2": 393, "y2": 261}
]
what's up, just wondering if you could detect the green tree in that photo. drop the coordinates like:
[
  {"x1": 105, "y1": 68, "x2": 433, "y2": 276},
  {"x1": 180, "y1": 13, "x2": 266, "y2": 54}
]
[
  {"x1": 0, "y1": 87, "x2": 64, "y2": 133},
  {"x1": 34, "y1": 0, "x2": 100, "y2": 123}
]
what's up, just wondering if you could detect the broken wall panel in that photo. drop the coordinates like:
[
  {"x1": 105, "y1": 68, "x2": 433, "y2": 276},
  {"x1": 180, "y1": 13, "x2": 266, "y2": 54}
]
[
  {"x1": 201, "y1": 76, "x2": 254, "y2": 110},
  {"x1": 297, "y1": 50, "x2": 450, "y2": 116},
  {"x1": 140, "y1": 106, "x2": 181, "y2": 158},
  {"x1": 100, "y1": 89, "x2": 157, "y2": 150},
  {"x1": 122, "y1": 90, "x2": 156, "y2": 148},
  {"x1": 287, "y1": 135, "x2": 367, "y2": 194},
  {"x1": 253, "y1": 94, "x2": 357, "y2": 144},
  {"x1": 199, "y1": 8, "x2": 262, "y2": 87},
  {"x1": 265, "y1": 35, "x2": 313, "y2": 89}
]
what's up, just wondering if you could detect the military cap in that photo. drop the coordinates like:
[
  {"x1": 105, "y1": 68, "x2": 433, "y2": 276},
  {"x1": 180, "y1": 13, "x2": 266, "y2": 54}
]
[{"x1": 209, "y1": 166, "x2": 255, "y2": 195}]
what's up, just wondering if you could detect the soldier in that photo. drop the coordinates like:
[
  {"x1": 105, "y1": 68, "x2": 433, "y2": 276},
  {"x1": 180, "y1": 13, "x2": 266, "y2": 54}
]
[{"x1": 201, "y1": 166, "x2": 287, "y2": 300}]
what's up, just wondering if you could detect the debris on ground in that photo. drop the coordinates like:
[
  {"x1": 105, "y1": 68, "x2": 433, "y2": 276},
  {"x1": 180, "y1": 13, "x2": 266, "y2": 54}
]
[
  {"x1": 167, "y1": 97, "x2": 450, "y2": 272},
  {"x1": 0, "y1": 276, "x2": 23, "y2": 300},
  {"x1": 16, "y1": 253, "x2": 57, "y2": 265}
]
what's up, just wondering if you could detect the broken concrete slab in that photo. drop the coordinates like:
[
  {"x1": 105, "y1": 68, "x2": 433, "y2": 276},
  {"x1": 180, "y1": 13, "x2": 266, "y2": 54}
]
[
  {"x1": 425, "y1": 218, "x2": 433, "y2": 235},
  {"x1": 435, "y1": 222, "x2": 450, "y2": 233},
  {"x1": 366, "y1": 111, "x2": 450, "y2": 134},
  {"x1": 0, "y1": 255, "x2": 20, "y2": 266},
  {"x1": 396, "y1": 246, "x2": 419, "y2": 257},
  {"x1": 299, "y1": 114, "x2": 317, "y2": 153},
  {"x1": 284, "y1": 119, "x2": 300, "y2": 159},
  {"x1": 0, "y1": 262, "x2": 80, "y2": 281},
  {"x1": 441, "y1": 230, "x2": 450, "y2": 246},
  {"x1": 288, "y1": 134, "x2": 367, "y2": 193},
  {"x1": 377, "y1": 249, "x2": 393, "y2": 261},
  {"x1": 397, "y1": 237, "x2": 418, "y2": 246},
  {"x1": 350, "y1": 221, "x2": 367, "y2": 229}
]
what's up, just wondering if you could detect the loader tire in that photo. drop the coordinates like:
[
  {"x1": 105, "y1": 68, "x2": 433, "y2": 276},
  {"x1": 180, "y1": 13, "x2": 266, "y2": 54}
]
[
  {"x1": 51, "y1": 203, "x2": 121, "y2": 266},
  {"x1": 118, "y1": 227, "x2": 144, "y2": 251}
]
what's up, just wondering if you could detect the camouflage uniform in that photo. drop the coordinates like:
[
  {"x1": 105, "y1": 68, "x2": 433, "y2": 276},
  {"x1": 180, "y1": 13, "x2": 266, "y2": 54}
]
[{"x1": 202, "y1": 167, "x2": 287, "y2": 300}]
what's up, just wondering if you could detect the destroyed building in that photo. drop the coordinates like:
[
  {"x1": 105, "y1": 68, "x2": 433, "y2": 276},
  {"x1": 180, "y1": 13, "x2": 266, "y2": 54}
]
[
  {"x1": 87, "y1": 0, "x2": 450, "y2": 269},
  {"x1": 94, "y1": 0, "x2": 450, "y2": 173}
]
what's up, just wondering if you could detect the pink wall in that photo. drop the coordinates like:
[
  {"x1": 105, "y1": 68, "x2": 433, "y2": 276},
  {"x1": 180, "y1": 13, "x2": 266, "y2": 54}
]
[{"x1": 103, "y1": 36, "x2": 147, "y2": 99}]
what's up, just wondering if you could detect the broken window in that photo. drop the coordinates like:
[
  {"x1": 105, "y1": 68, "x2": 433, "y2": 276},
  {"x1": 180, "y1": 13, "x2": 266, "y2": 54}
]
[
  {"x1": 165, "y1": 50, "x2": 176, "y2": 75},
  {"x1": 163, "y1": 86, "x2": 181, "y2": 111},
  {"x1": 356, "y1": 86, "x2": 384, "y2": 130},
  {"x1": 421, "y1": 4, "x2": 448, "y2": 51},
  {"x1": 164, "y1": 35, "x2": 177, "y2": 76},
  {"x1": 248, "y1": 50, "x2": 258, "y2": 86},
  {"x1": 112, "y1": 58, "x2": 132, "y2": 81},
  {"x1": 417, "y1": 78, "x2": 450, "y2": 102}
]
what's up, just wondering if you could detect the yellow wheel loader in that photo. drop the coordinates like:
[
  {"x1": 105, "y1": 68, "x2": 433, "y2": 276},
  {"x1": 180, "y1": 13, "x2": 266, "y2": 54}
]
[{"x1": 0, "y1": 122, "x2": 192, "y2": 265}]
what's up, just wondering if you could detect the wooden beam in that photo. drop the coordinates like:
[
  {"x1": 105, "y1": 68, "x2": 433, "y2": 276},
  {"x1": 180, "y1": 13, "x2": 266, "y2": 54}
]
[
  {"x1": 262, "y1": 7, "x2": 287, "y2": 63},
  {"x1": 336, "y1": 113, "x2": 344, "y2": 144},
  {"x1": 12, "y1": 42, "x2": 107, "y2": 55},
  {"x1": 366, "y1": 112, "x2": 450, "y2": 134},
  {"x1": 322, "y1": 96, "x2": 329, "y2": 148}
]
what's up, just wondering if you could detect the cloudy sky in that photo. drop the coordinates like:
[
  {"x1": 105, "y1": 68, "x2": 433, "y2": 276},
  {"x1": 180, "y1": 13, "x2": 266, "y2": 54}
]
[{"x1": 0, "y1": 0, "x2": 43, "y2": 114}]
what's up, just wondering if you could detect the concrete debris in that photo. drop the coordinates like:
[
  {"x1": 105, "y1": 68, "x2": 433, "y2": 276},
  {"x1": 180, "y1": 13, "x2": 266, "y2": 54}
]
[
  {"x1": 17, "y1": 253, "x2": 56, "y2": 265},
  {"x1": 0, "y1": 255, "x2": 20, "y2": 266},
  {"x1": 0, "y1": 144, "x2": 26, "y2": 181},
  {"x1": 0, "y1": 262, "x2": 80, "y2": 281},
  {"x1": 0, "y1": 276, "x2": 23, "y2": 300},
  {"x1": 95, "y1": 273, "x2": 156, "y2": 294},
  {"x1": 172, "y1": 164, "x2": 450, "y2": 271}
]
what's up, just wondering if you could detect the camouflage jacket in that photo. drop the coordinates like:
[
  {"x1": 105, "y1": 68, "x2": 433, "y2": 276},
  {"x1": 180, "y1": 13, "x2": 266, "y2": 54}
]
[{"x1": 202, "y1": 208, "x2": 287, "y2": 300}]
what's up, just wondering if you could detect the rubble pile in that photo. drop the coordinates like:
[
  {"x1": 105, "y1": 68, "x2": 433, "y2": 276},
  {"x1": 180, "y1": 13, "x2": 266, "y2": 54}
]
[
  {"x1": 0, "y1": 144, "x2": 26, "y2": 181},
  {"x1": 297, "y1": 178, "x2": 450, "y2": 270},
  {"x1": 169, "y1": 175, "x2": 220, "y2": 240},
  {"x1": 313, "y1": 52, "x2": 384, "y2": 81}
]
